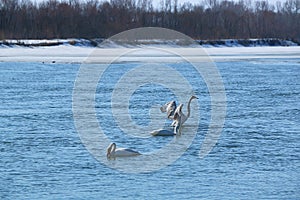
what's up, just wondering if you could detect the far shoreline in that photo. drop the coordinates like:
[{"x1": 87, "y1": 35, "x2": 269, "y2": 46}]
[
  {"x1": 1, "y1": 38, "x2": 299, "y2": 48},
  {"x1": 1, "y1": 45, "x2": 299, "y2": 63}
]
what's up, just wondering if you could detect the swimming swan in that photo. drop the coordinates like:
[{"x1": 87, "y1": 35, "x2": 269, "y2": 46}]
[
  {"x1": 106, "y1": 143, "x2": 141, "y2": 158},
  {"x1": 151, "y1": 129, "x2": 176, "y2": 136},
  {"x1": 151, "y1": 105, "x2": 183, "y2": 136}
]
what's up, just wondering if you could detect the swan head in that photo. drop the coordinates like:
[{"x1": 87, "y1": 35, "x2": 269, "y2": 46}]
[
  {"x1": 160, "y1": 106, "x2": 167, "y2": 113},
  {"x1": 191, "y1": 95, "x2": 198, "y2": 100}
]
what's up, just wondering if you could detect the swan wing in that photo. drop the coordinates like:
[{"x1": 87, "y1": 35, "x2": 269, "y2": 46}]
[
  {"x1": 166, "y1": 101, "x2": 177, "y2": 119},
  {"x1": 160, "y1": 101, "x2": 176, "y2": 115},
  {"x1": 173, "y1": 103, "x2": 183, "y2": 118}
]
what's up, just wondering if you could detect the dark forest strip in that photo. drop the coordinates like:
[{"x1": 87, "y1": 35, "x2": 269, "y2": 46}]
[{"x1": 0, "y1": 0, "x2": 299, "y2": 42}]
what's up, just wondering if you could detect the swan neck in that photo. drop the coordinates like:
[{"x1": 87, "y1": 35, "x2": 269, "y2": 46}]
[
  {"x1": 186, "y1": 97, "x2": 193, "y2": 118},
  {"x1": 107, "y1": 144, "x2": 113, "y2": 157},
  {"x1": 112, "y1": 143, "x2": 116, "y2": 153}
]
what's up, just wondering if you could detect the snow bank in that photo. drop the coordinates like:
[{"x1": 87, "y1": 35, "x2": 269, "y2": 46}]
[
  {"x1": 1, "y1": 38, "x2": 299, "y2": 63},
  {"x1": 1, "y1": 45, "x2": 299, "y2": 63},
  {"x1": 0, "y1": 45, "x2": 93, "y2": 63}
]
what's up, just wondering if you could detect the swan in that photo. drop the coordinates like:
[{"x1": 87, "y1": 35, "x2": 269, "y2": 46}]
[
  {"x1": 174, "y1": 95, "x2": 198, "y2": 126},
  {"x1": 151, "y1": 105, "x2": 183, "y2": 136},
  {"x1": 172, "y1": 103, "x2": 183, "y2": 134},
  {"x1": 151, "y1": 129, "x2": 176, "y2": 136},
  {"x1": 160, "y1": 95, "x2": 198, "y2": 126},
  {"x1": 106, "y1": 143, "x2": 141, "y2": 158}
]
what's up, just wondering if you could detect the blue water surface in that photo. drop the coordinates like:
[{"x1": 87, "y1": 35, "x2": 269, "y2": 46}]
[{"x1": 0, "y1": 58, "x2": 299, "y2": 199}]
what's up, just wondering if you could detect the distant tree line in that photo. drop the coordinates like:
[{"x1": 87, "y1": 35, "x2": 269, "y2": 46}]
[{"x1": 0, "y1": 0, "x2": 299, "y2": 41}]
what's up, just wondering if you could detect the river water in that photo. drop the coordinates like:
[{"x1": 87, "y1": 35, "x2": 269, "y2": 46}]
[{"x1": 0, "y1": 56, "x2": 299, "y2": 199}]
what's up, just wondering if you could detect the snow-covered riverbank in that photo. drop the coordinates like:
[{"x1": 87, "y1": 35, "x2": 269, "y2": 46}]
[{"x1": 1, "y1": 38, "x2": 299, "y2": 63}]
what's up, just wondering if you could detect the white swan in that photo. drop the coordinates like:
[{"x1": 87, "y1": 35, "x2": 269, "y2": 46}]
[
  {"x1": 151, "y1": 129, "x2": 176, "y2": 136},
  {"x1": 174, "y1": 95, "x2": 198, "y2": 126},
  {"x1": 106, "y1": 143, "x2": 141, "y2": 158},
  {"x1": 151, "y1": 105, "x2": 183, "y2": 136},
  {"x1": 160, "y1": 95, "x2": 198, "y2": 126},
  {"x1": 172, "y1": 103, "x2": 183, "y2": 134}
]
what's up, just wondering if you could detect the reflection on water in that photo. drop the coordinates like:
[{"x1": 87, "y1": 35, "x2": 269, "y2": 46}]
[{"x1": 0, "y1": 59, "x2": 299, "y2": 199}]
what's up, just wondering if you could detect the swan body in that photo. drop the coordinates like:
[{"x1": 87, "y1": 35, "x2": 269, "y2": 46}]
[
  {"x1": 172, "y1": 103, "x2": 183, "y2": 134},
  {"x1": 151, "y1": 129, "x2": 176, "y2": 136},
  {"x1": 106, "y1": 143, "x2": 141, "y2": 158}
]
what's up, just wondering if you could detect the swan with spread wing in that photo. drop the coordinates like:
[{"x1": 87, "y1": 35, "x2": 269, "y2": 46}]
[
  {"x1": 151, "y1": 95, "x2": 198, "y2": 136},
  {"x1": 151, "y1": 104, "x2": 183, "y2": 136},
  {"x1": 160, "y1": 95, "x2": 198, "y2": 127}
]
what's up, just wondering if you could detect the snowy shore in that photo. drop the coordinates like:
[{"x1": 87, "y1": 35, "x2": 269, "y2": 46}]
[{"x1": 0, "y1": 38, "x2": 299, "y2": 63}]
